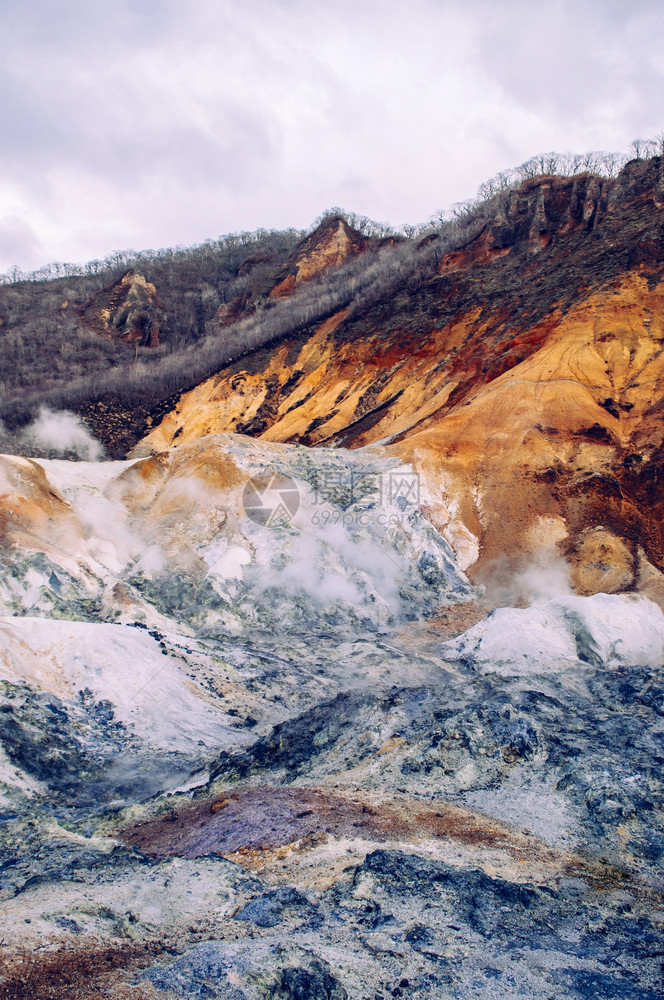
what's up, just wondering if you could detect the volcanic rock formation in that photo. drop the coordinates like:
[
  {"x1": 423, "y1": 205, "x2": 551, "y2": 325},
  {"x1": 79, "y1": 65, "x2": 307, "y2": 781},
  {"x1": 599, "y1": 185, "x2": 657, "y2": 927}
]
[
  {"x1": 269, "y1": 213, "x2": 371, "y2": 297},
  {"x1": 210, "y1": 214, "x2": 370, "y2": 329},
  {"x1": 82, "y1": 268, "x2": 166, "y2": 346},
  {"x1": 2, "y1": 157, "x2": 664, "y2": 999},
  {"x1": 135, "y1": 158, "x2": 664, "y2": 604}
]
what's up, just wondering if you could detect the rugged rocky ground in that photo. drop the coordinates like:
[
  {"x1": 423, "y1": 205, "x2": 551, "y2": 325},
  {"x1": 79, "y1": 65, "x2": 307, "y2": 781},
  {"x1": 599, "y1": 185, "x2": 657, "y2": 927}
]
[
  {"x1": 1, "y1": 157, "x2": 664, "y2": 997},
  {"x1": 1, "y1": 435, "x2": 663, "y2": 998}
]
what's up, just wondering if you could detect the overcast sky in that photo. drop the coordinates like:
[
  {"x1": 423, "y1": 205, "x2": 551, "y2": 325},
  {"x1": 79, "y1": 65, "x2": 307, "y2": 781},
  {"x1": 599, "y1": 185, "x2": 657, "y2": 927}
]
[{"x1": 0, "y1": 0, "x2": 661, "y2": 273}]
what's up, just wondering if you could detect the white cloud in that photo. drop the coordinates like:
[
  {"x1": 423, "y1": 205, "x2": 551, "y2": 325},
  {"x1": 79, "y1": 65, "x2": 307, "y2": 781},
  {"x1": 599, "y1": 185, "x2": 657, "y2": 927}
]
[{"x1": 0, "y1": 0, "x2": 662, "y2": 272}]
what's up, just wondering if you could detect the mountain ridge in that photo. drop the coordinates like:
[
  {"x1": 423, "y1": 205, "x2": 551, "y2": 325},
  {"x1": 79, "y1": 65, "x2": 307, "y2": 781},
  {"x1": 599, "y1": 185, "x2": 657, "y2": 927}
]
[{"x1": 3, "y1": 156, "x2": 662, "y2": 458}]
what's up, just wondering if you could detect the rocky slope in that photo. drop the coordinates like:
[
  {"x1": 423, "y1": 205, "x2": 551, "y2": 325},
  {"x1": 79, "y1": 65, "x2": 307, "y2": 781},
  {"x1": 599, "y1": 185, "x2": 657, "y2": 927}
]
[
  {"x1": 135, "y1": 159, "x2": 664, "y2": 602},
  {"x1": 1, "y1": 435, "x2": 664, "y2": 998},
  {"x1": 81, "y1": 270, "x2": 167, "y2": 347},
  {"x1": 268, "y1": 214, "x2": 371, "y2": 298}
]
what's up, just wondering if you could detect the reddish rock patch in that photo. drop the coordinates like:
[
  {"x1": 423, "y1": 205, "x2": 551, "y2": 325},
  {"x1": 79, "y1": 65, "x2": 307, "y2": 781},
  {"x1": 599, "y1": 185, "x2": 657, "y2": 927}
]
[
  {"x1": 117, "y1": 786, "x2": 546, "y2": 863},
  {"x1": 0, "y1": 941, "x2": 161, "y2": 1000}
]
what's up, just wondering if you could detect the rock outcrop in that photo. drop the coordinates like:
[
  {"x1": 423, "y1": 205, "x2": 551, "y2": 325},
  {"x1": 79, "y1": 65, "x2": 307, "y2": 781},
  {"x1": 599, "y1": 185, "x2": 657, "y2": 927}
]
[
  {"x1": 82, "y1": 268, "x2": 166, "y2": 346},
  {"x1": 269, "y1": 213, "x2": 370, "y2": 297},
  {"x1": 210, "y1": 214, "x2": 370, "y2": 329}
]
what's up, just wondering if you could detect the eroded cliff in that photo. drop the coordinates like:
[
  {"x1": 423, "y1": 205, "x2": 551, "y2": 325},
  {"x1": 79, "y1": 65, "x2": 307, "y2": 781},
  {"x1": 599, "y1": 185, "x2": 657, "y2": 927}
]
[{"x1": 134, "y1": 159, "x2": 664, "y2": 599}]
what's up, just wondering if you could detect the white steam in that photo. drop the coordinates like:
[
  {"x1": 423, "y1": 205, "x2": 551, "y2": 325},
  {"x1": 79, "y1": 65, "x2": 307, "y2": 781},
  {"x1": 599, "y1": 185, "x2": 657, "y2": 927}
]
[
  {"x1": 275, "y1": 530, "x2": 364, "y2": 606},
  {"x1": 511, "y1": 552, "x2": 573, "y2": 605},
  {"x1": 483, "y1": 550, "x2": 574, "y2": 607},
  {"x1": 74, "y1": 492, "x2": 147, "y2": 575},
  {"x1": 250, "y1": 516, "x2": 404, "y2": 616},
  {"x1": 25, "y1": 407, "x2": 103, "y2": 461}
]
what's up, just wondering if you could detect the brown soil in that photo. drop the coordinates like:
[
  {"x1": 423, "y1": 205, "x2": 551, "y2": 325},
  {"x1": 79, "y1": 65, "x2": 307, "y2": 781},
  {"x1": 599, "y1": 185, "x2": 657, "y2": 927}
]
[
  {"x1": 426, "y1": 600, "x2": 497, "y2": 638},
  {"x1": 117, "y1": 785, "x2": 554, "y2": 864},
  {"x1": 116, "y1": 786, "x2": 664, "y2": 906},
  {"x1": 0, "y1": 940, "x2": 163, "y2": 1000}
]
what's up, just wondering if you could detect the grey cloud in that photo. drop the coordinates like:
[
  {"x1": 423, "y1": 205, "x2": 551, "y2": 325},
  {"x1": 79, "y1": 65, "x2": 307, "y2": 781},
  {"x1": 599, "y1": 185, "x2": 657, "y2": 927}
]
[
  {"x1": 474, "y1": 0, "x2": 664, "y2": 128},
  {"x1": 0, "y1": 0, "x2": 661, "y2": 272},
  {"x1": 1, "y1": 0, "x2": 182, "y2": 54},
  {"x1": 0, "y1": 0, "x2": 298, "y2": 197},
  {"x1": 0, "y1": 66, "x2": 279, "y2": 209},
  {"x1": 0, "y1": 216, "x2": 44, "y2": 270}
]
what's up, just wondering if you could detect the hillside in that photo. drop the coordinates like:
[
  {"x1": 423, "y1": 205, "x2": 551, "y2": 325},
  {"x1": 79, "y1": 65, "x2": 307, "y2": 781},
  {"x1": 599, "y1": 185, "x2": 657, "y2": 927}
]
[
  {"x1": 0, "y1": 213, "x2": 391, "y2": 453},
  {"x1": 0, "y1": 156, "x2": 656, "y2": 461},
  {"x1": 132, "y1": 157, "x2": 664, "y2": 601},
  {"x1": 0, "y1": 225, "x2": 307, "y2": 444}
]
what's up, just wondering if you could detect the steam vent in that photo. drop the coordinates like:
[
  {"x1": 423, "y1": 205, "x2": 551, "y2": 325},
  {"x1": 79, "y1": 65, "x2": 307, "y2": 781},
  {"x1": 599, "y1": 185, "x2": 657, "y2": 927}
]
[{"x1": 2, "y1": 156, "x2": 664, "y2": 998}]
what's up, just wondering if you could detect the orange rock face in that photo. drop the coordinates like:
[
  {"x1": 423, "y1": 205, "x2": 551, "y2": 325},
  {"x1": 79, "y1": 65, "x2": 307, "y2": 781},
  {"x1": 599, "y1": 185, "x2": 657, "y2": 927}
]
[
  {"x1": 135, "y1": 159, "x2": 664, "y2": 599},
  {"x1": 395, "y1": 273, "x2": 664, "y2": 594},
  {"x1": 0, "y1": 455, "x2": 75, "y2": 555},
  {"x1": 269, "y1": 215, "x2": 370, "y2": 298}
]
